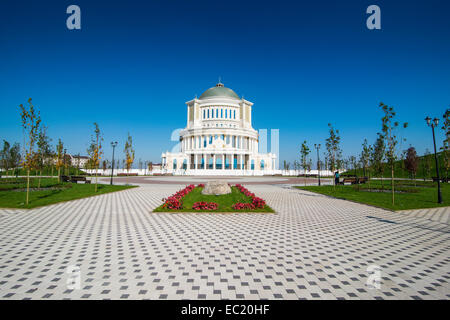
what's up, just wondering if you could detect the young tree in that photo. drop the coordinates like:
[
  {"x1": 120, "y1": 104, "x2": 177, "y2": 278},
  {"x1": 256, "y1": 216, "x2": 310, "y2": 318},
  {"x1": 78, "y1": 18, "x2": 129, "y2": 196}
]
[
  {"x1": 1, "y1": 140, "x2": 11, "y2": 176},
  {"x1": 20, "y1": 98, "x2": 41, "y2": 205},
  {"x1": 371, "y1": 133, "x2": 385, "y2": 189},
  {"x1": 55, "y1": 139, "x2": 64, "y2": 181},
  {"x1": 441, "y1": 109, "x2": 450, "y2": 179},
  {"x1": 10, "y1": 143, "x2": 21, "y2": 177},
  {"x1": 349, "y1": 155, "x2": 357, "y2": 176},
  {"x1": 379, "y1": 102, "x2": 408, "y2": 205},
  {"x1": 325, "y1": 123, "x2": 341, "y2": 187},
  {"x1": 124, "y1": 133, "x2": 135, "y2": 174},
  {"x1": 148, "y1": 161, "x2": 153, "y2": 173},
  {"x1": 102, "y1": 159, "x2": 108, "y2": 172},
  {"x1": 360, "y1": 139, "x2": 372, "y2": 178},
  {"x1": 300, "y1": 141, "x2": 310, "y2": 185},
  {"x1": 404, "y1": 146, "x2": 419, "y2": 184},
  {"x1": 36, "y1": 126, "x2": 52, "y2": 188},
  {"x1": 87, "y1": 123, "x2": 103, "y2": 192}
]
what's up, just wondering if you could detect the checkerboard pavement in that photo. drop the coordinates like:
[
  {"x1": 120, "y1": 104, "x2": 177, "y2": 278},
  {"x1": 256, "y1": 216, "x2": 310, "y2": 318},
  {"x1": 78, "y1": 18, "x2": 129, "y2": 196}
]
[{"x1": 0, "y1": 184, "x2": 448, "y2": 300}]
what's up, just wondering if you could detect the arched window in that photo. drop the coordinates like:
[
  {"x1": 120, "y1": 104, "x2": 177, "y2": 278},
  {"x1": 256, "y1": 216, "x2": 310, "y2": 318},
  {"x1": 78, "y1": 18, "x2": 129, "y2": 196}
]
[
  {"x1": 260, "y1": 160, "x2": 265, "y2": 169},
  {"x1": 220, "y1": 108, "x2": 223, "y2": 118},
  {"x1": 225, "y1": 109, "x2": 228, "y2": 118},
  {"x1": 207, "y1": 109, "x2": 210, "y2": 119},
  {"x1": 233, "y1": 110, "x2": 236, "y2": 119},
  {"x1": 173, "y1": 159, "x2": 177, "y2": 170}
]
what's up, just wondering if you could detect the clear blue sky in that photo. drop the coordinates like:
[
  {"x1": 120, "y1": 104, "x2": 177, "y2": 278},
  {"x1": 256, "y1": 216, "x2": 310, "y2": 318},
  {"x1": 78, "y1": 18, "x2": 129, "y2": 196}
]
[{"x1": 1, "y1": 0, "x2": 449, "y2": 166}]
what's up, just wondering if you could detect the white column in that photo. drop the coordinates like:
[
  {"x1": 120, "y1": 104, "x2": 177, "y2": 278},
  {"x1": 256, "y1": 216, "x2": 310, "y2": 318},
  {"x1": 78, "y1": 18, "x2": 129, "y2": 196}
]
[
  {"x1": 213, "y1": 154, "x2": 216, "y2": 170},
  {"x1": 195, "y1": 154, "x2": 198, "y2": 169},
  {"x1": 222, "y1": 154, "x2": 225, "y2": 170},
  {"x1": 240, "y1": 154, "x2": 243, "y2": 170}
]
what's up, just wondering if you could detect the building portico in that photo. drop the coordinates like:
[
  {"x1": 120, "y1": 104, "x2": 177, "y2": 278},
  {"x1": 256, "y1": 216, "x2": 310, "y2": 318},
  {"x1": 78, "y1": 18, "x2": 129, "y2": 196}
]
[{"x1": 162, "y1": 82, "x2": 276, "y2": 175}]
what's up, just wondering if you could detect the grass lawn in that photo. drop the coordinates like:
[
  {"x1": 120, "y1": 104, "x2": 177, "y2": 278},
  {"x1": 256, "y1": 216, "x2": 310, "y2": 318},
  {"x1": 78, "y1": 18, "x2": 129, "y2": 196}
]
[
  {"x1": 295, "y1": 180, "x2": 450, "y2": 211},
  {"x1": 0, "y1": 177, "x2": 135, "y2": 209},
  {"x1": 153, "y1": 186, "x2": 274, "y2": 213}
]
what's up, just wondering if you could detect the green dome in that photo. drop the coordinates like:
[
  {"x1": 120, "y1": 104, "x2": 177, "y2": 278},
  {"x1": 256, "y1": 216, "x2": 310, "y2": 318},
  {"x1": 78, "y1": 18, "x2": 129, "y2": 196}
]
[{"x1": 199, "y1": 83, "x2": 240, "y2": 100}]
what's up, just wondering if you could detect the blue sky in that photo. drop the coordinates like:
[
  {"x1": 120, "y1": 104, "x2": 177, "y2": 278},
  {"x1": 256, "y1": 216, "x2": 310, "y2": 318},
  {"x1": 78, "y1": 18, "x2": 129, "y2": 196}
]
[{"x1": 0, "y1": 0, "x2": 449, "y2": 166}]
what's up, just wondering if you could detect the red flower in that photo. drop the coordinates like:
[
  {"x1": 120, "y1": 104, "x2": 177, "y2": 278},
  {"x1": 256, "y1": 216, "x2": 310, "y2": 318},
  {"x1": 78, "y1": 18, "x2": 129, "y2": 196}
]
[{"x1": 192, "y1": 201, "x2": 218, "y2": 211}]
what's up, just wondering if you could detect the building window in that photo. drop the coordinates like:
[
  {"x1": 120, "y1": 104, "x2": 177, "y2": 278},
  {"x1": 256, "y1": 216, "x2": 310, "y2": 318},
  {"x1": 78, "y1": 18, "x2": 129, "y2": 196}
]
[
  {"x1": 260, "y1": 160, "x2": 265, "y2": 169},
  {"x1": 173, "y1": 159, "x2": 177, "y2": 170},
  {"x1": 251, "y1": 160, "x2": 255, "y2": 170},
  {"x1": 234, "y1": 110, "x2": 236, "y2": 119}
]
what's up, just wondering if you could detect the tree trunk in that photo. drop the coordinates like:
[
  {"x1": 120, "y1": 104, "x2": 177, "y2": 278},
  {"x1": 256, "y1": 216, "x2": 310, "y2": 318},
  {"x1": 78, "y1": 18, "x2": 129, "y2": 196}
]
[
  {"x1": 38, "y1": 170, "x2": 41, "y2": 188},
  {"x1": 26, "y1": 168, "x2": 30, "y2": 205},
  {"x1": 95, "y1": 166, "x2": 98, "y2": 192},
  {"x1": 58, "y1": 167, "x2": 61, "y2": 183},
  {"x1": 391, "y1": 164, "x2": 395, "y2": 206}
]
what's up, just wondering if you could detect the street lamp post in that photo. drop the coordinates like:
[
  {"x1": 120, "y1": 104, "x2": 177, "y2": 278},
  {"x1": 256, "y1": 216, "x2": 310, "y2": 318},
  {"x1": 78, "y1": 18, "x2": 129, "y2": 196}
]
[
  {"x1": 314, "y1": 144, "x2": 321, "y2": 186},
  {"x1": 110, "y1": 141, "x2": 118, "y2": 185},
  {"x1": 425, "y1": 116, "x2": 442, "y2": 203}
]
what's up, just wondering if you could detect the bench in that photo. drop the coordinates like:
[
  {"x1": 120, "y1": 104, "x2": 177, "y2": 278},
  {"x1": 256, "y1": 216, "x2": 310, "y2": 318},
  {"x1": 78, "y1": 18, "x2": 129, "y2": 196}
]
[
  {"x1": 432, "y1": 177, "x2": 449, "y2": 183},
  {"x1": 358, "y1": 177, "x2": 368, "y2": 184},
  {"x1": 342, "y1": 177, "x2": 358, "y2": 185},
  {"x1": 71, "y1": 176, "x2": 91, "y2": 184},
  {"x1": 117, "y1": 173, "x2": 138, "y2": 176},
  {"x1": 61, "y1": 175, "x2": 70, "y2": 182}
]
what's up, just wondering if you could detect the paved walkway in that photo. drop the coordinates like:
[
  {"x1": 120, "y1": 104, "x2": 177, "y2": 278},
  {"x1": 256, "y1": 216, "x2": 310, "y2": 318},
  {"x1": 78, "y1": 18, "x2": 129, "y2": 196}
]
[
  {"x1": 0, "y1": 184, "x2": 448, "y2": 300},
  {"x1": 398, "y1": 207, "x2": 450, "y2": 224}
]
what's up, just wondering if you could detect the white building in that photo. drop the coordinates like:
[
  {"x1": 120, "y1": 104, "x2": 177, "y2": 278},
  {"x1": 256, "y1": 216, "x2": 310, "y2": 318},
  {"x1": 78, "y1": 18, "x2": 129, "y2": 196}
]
[{"x1": 161, "y1": 82, "x2": 276, "y2": 175}]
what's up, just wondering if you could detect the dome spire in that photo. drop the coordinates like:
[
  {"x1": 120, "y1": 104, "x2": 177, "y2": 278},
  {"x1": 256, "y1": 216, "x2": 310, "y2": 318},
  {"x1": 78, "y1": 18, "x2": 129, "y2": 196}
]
[{"x1": 216, "y1": 76, "x2": 224, "y2": 87}]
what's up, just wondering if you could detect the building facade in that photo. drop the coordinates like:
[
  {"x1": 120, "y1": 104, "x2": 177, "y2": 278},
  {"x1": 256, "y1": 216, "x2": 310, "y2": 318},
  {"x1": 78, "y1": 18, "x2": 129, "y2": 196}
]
[{"x1": 161, "y1": 83, "x2": 276, "y2": 175}]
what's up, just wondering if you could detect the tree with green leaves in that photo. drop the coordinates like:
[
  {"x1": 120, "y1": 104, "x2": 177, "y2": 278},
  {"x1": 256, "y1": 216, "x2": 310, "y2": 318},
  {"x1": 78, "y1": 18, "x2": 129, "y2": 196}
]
[
  {"x1": 87, "y1": 123, "x2": 103, "y2": 192},
  {"x1": 124, "y1": 132, "x2": 135, "y2": 174},
  {"x1": 55, "y1": 139, "x2": 64, "y2": 181},
  {"x1": 20, "y1": 98, "x2": 41, "y2": 205},
  {"x1": 404, "y1": 146, "x2": 419, "y2": 185},
  {"x1": 10, "y1": 143, "x2": 21, "y2": 177},
  {"x1": 300, "y1": 140, "x2": 310, "y2": 185},
  {"x1": 360, "y1": 139, "x2": 372, "y2": 178},
  {"x1": 371, "y1": 133, "x2": 385, "y2": 189},
  {"x1": 325, "y1": 123, "x2": 341, "y2": 178},
  {"x1": 441, "y1": 109, "x2": 450, "y2": 179},
  {"x1": 36, "y1": 126, "x2": 52, "y2": 188},
  {"x1": 1, "y1": 140, "x2": 11, "y2": 176},
  {"x1": 349, "y1": 155, "x2": 357, "y2": 176},
  {"x1": 379, "y1": 102, "x2": 408, "y2": 205}
]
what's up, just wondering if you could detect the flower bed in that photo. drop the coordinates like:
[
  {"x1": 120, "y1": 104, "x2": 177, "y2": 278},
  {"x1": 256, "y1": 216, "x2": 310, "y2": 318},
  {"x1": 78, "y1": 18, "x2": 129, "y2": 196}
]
[
  {"x1": 153, "y1": 183, "x2": 274, "y2": 213},
  {"x1": 161, "y1": 184, "x2": 195, "y2": 210},
  {"x1": 233, "y1": 184, "x2": 267, "y2": 211}
]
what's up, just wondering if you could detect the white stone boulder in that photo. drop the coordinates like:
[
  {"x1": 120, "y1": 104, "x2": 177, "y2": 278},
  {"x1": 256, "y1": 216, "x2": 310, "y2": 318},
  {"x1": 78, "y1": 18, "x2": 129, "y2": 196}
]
[{"x1": 201, "y1": 180, "x2": 231, "y2": 195}]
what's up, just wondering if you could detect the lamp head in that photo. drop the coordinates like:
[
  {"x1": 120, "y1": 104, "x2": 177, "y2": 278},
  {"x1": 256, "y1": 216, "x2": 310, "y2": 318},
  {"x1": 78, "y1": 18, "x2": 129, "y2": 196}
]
[
  {"x1": 425, "y1": 116, "x2": 431, "y2": 126},
  {"x1": 433, "y1": 118, "x2": 439, "y2": 127}
]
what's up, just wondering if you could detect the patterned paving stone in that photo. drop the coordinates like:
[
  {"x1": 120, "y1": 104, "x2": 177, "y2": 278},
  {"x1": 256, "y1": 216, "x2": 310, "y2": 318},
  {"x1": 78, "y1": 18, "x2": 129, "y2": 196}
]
[{"x1": 0, "y1": 184, "x2": 448, "y2": 300}]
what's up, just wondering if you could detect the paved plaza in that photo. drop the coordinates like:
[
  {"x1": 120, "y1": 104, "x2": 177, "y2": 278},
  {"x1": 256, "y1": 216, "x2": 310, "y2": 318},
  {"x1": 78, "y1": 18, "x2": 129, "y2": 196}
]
[{"x1": 0, "y1": 179, "x2": 449, "y2": 300}]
